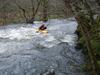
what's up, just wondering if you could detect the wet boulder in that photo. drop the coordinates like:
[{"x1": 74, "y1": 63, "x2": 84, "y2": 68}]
[{"x1": 40, "y1": 69, "x2": 55, "y2": 75}]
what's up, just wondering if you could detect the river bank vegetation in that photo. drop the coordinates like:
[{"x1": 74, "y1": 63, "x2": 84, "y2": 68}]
[{"x1": 63, "y1": 0, "x2": 100, "y2": 75}]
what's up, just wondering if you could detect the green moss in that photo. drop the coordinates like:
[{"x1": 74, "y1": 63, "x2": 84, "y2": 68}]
[
  {"x1": 97, "y1": 61, "x2": 100, "y2": 69},
  {"x1": 91, "y1": 40, "x2": 100, "y2": 54},
  {"x1": 97, "y1": 61, "x2": 100, "y2": 65}
]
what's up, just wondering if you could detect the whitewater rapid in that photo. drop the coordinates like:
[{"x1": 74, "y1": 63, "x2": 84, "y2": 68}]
[{"x1": 0, "y1": 19, "x2": 87, "y2": 75}]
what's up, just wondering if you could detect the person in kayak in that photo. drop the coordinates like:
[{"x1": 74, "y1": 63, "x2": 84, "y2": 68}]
[
  {"x1": 39, "y1": 24, "x2": 47, "y2": 30},
  {"x1": 36, "y1": 24, "x2": 48, "y2": 33}
]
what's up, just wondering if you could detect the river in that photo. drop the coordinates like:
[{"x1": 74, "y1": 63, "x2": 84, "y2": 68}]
[{"x1": 0, "y1": 19, "x2": 87, "y2": 75}]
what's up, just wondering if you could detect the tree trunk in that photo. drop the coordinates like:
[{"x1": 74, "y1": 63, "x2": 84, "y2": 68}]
[{"x1": 42, "y1": 0, "x2": 48, "y2": 22}]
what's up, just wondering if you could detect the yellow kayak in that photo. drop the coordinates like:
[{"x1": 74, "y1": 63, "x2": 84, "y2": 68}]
[{"x1": 35, "y1": 29, "x2": 48, "y2": 34}]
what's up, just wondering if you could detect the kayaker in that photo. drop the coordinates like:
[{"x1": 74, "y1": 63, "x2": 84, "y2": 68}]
[
  {"x1": 36, "y1": 24, "x2": 48, "y2": 34},
  {"x1": 39, "y1": 24, "x2": 47, "y2": 30}
]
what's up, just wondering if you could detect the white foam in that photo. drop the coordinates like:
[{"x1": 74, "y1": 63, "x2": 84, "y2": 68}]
[{"x1": 0, "y1": 19, "x2": 78, "y2": 48}]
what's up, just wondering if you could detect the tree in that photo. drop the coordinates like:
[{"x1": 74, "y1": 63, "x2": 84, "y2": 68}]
[
  {"x1": 63, "y1": 0, "x2": 100, "y2": 75},
  {"x1": 42, "y1": 0, "x2": 49, "y2": 22},
  {"x1": 0, "y1": 0, "x2": 10, "y2": 25},
  {"x1": 15, "y1": 0, "x2": 42, "y2": 23}
]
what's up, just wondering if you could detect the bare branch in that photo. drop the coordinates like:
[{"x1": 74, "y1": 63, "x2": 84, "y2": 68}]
[
  {"x1": 30, "y1": 0, "x2": 35, "y2": 17},
  {"x1": 15, "y1": 2, "x2": 28, "y2": 22},
  {"x1": 34, "y1": 0, "x2": 42, "y2": 17}
]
